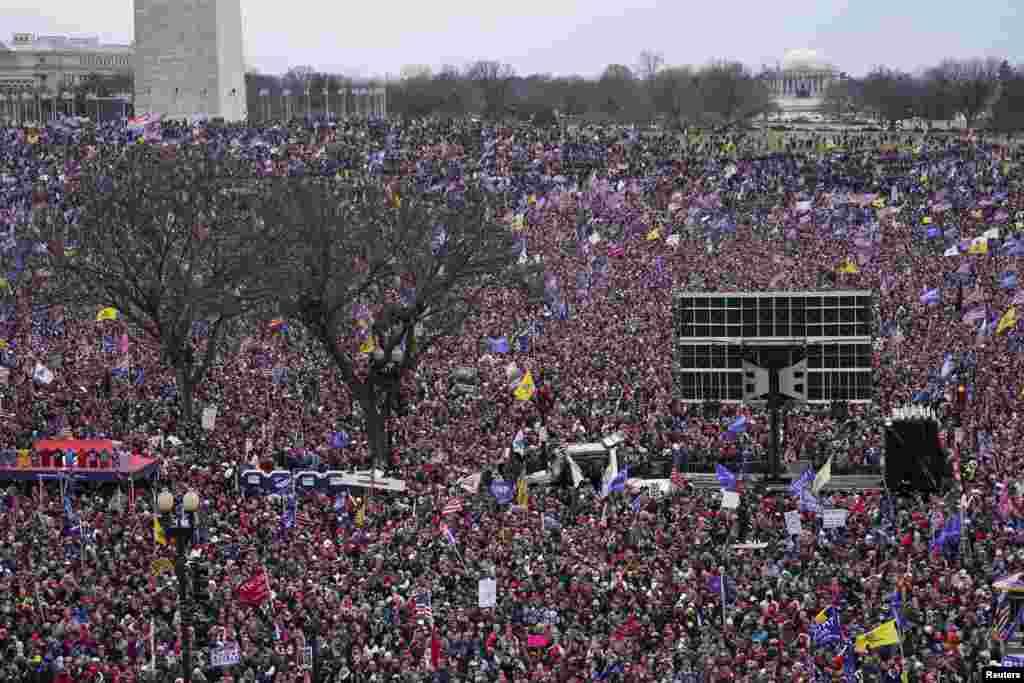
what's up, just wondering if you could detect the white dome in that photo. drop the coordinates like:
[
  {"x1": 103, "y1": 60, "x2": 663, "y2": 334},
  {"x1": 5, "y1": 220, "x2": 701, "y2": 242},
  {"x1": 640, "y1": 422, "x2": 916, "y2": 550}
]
[{"x1": 782, "y1": 48, "x2": 830, "y2": 72}]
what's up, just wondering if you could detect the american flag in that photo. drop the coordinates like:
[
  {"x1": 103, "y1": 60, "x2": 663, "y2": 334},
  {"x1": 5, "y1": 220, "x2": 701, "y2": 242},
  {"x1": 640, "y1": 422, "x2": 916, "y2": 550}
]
[
  {"x1": 415, "y1": 592, "x2": 433, "y2": 620},
  {"x1": 442, "y1": 498, "x2": 463, "y2": 515},
  {"x1": 993, "y1": 595, "x2": 1012, "y2": 640}
]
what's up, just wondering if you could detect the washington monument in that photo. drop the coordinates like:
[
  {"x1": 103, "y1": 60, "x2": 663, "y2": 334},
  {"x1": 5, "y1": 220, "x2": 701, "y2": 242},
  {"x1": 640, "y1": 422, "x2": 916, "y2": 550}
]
[{"x1": 133, "y1": 0, "x2": 248, "y2": 121}]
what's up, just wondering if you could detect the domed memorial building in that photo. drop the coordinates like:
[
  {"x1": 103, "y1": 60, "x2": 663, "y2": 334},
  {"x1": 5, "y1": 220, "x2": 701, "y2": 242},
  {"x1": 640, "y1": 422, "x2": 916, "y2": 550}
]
[{"x1": 760, "y1": 49, "x2": 848, "y2": 114}]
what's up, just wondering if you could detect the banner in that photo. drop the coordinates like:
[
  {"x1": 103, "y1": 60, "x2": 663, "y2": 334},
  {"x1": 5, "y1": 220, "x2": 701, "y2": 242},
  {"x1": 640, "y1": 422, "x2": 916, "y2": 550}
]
[
  {"x1": 201, "y1": 405, "x2": 218, "y2": 430},
  {"x1": 210, "y1": 641, "x2": 240, "y2": 668},
  {"x1": 721, "y1": 490, "x2": 740, "y2": 509},
  {"x1": 151, "y1": 558, "x2": 174, "y2": 576},
  {"x1": 822, "y1": 509, "x2": 848, "y2": 529},
  {"x1": 479, "y1": 578, "x2": 497, "y2": 608},
  {"x1": 784, "y1": 510, "x2": 802, "y2": 536}
]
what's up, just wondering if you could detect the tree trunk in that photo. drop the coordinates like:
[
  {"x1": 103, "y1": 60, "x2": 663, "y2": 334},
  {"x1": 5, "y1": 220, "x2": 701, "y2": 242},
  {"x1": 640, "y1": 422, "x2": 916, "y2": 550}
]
[
  {"x1": 176, "y1": 366, "x2": 194, "y2": 426},
  {"x1": 360, "y1": 388, "x2": 388, "y2": 469}
]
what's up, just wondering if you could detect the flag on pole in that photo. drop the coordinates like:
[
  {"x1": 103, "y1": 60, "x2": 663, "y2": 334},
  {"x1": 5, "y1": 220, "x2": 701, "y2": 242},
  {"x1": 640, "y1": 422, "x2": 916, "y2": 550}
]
[
  {"x1": 236, "y1": 571, "x2": 271, "y2": 606},
  {"x1": 153, "y1": 517, "x2": 167, "y2": 546},
  {"x1": 811, "y1": 456, "x2": 832, "y2": 495},
  {"x1": 95, "y1": 307, "x2": 119, "y2": 322},
  {"x1": 415, "y1": 592, "x2": 433, "y2": 620}
]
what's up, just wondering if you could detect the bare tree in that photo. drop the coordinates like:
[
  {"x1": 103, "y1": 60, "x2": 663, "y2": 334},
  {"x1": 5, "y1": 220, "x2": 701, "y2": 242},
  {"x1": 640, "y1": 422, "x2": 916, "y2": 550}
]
[
  {"x1": 637, "y1": 51, "x2": 665, "y2": 82},
  {"x1": 933, "y1": 58, "x2": 1002, "y2": 129},
  {"x1": 399, "y1": 64, "x2": 433, "y2": 81},
  {"x1": 264, "y1": 180, "x2": 517, "y2": 466},
  {"x1": 695, "y1": 61, "x2": 774, "y2": 129},
  {"x1": 650, "y1": 66, "x2": 700, "y2": 130},
  {"x1": 991, "y1": 67, "x2": 1024, "y2": 135},
  {"x1": 821, "y1": 79, "x2": 855, "y2": 120},
  {"x1": 860, "y1": 67, "x2": 917, "y2": 126},
  {"x1": 917, "y1": 66, "x2": 959, "y2": 127},
  {"x1": 39, "y1": 145, "x2": 294, "y2": 424},
  {"x1": 466, "y1": 60, "x2": 517, "y2": 119}
]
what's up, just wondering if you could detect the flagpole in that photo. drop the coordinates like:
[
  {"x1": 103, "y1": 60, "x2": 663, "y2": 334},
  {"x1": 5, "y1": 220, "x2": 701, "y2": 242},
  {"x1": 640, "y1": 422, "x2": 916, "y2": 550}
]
[{"x1": 719, "y1": 564, "x2": 727, "y2": 627}]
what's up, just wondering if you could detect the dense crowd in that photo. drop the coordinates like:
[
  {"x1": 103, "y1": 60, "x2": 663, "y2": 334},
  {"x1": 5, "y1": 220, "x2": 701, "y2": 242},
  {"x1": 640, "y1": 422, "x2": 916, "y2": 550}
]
[{"x1": 1, "y1": 115, "x2": 1023, "y2": 683}]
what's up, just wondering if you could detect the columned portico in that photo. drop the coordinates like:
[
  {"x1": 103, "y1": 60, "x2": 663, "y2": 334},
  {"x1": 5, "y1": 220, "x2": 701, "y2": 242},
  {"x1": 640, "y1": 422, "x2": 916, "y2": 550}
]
[{"x1": 761, "y1": 49, "x2": 844, "y2": 115}]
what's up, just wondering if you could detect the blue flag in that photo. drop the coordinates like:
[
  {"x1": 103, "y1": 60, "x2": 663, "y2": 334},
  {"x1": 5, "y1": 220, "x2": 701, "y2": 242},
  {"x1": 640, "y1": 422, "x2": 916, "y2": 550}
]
[
  {"x1": 887, "y1": 591, "x2": 906, "y2": 631},
  {"x1": 716, "y1": 464, "x2": 737, "y2": 491},
  {"x1": 329, "y1": 431, "x2": 349, "y2": 448},
  {"x1": 542, "y1": 513, "x2": 561, "y2": 531},
  {"x1": 490, "y1": 480, "x2": 514, "y2": 505},
  {"x1": 811, "y1": 607, "x2": 842, "y2": 646},
  {"x1": 487, "y1": 336, "x2": 510, "y2": 354},
  {"x1": 790, "y1": 468, "x2": 814, "y2": 497}
]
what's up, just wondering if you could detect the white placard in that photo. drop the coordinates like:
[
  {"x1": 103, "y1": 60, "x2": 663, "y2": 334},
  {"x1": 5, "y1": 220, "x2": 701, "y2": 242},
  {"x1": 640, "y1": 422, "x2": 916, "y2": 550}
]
[
  {"x1": 246, "y1": 474, "x2": 262, "y2": 485},
  {"x1": 201, "y1": 405, "x2": 218, "y2": 430},
  {"x1": 210, "y1": 641, "x2": 240, "y2": 667},
  {"x1": 478, "y1": 578, "x2": 497, "y2": 608},
  {"x1": 822, "y1": 509, "x2": 848, "y2": 529},
  {"x1": 784, "y1": 510, "x2": 802, "y2": 536},
  {"x1": 721, "y1": 490, "x2": 740, "y2": 509}
]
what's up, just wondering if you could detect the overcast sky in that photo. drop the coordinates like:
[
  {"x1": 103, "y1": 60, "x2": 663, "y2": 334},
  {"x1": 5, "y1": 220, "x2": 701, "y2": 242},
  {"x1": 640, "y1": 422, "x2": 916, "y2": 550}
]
[{"x1": 4, "y1": 0, "x2": 1021, "y2": 79}]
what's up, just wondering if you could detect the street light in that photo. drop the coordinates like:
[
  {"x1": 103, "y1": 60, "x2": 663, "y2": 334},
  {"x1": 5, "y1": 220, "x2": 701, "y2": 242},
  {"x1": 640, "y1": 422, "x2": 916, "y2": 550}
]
[{"x1": 158, "y1": 489, "x2": 201, "y2": 683}]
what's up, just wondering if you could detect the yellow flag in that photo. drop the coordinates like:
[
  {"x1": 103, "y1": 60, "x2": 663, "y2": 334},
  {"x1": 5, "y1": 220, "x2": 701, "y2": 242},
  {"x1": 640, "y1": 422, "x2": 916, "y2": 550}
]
[
  {"x1": 153, "y1": 517, "x2": 167, "y2": 546},
  {"x1": 527, "y1": 194, "x2": 537, "y2": 206},
  {"x1": 836, "y1": 259, "x2": 859, "y2": 274},
  {"x1": 997, "y1": 306, "x2": 1018, "y2": 336},
  {"x1": 967, "y1": 237, "x2": 988, "y2": 255},
  {"x1": 865, "y1": 620, "x2": 900, "y2": 648},
  {"x1": 355, "y1": 500, "x2": 366, "y2": 528},
  {"x1": 854, "y1": 635, "x2": 868, "y2": 654},
  {"x1": 513, "y1": 371, "x2": 536, "y2": 401},
  {"x1": 922, "y1": 216, "x2": 932, "y2": 225},
  {"x1": 96, "y1": 307, "x2": 119, "y2": 322},
  {"x1": 516, "y1": 477, "x2": 528, "y2": 507},
  {"x1": 811, "y1": 456, "x2": 832, "y2": 495},
  {"x1": 0, "y1": 339, "x2": 7, "y2": 350},
  {"x1": 814, "y1": 608, "x2": 830, "y2": 625},
  {"x1": 645, "y1": 228, "x2": 661, "y2": 241},
  {"x1": 0, "y1": 277, "x2": 9, "y2": 293},
  {"x1": 359, "y1": 335, "x2": 377, "y2": 354}
]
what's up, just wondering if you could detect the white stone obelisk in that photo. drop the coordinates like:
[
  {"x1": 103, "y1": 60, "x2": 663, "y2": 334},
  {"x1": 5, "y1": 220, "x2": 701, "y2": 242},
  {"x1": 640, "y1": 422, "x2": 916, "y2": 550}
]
[{"x1": 133, "y1": 0, "x2": 248, "y2": 122}]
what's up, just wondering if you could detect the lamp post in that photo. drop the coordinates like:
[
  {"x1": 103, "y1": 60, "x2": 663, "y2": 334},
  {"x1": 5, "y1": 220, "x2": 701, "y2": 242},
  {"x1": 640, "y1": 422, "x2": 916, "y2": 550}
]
[{"x1": 157, "y1": 489, "x2": 201, "y2": 683}]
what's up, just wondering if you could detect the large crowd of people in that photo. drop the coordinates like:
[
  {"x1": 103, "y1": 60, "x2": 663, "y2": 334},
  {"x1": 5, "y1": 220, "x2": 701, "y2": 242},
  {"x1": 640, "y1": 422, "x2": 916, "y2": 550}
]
[{"x1": 0, "y1": 115, "x2": 1023, "y2": 683}]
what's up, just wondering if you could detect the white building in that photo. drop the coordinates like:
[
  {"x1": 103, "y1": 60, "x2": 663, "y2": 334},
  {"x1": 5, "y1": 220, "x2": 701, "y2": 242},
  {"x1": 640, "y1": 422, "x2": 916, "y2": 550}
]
[
  {"x1": 760, "y1": 49, "x2": 848, "y2": 115},
  {"x1": 0, "y1": 32, "x2": 133, "y2": 123},
  {"x1": 133, "y1": 0, "x2": 248, "y2": 122}
]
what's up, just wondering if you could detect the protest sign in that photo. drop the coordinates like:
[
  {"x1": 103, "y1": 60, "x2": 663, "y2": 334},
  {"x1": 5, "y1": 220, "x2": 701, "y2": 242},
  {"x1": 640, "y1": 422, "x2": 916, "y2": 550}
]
[
  {"x1": 784, "y1": 510, "x2": 802, "y2": 536},
  {"x1": 822, "y1": 509, "x2": 848, "y2": 529},
  {"x1": 202, "y1": 405, "x2": 218, "y2": 430},
  {"x1": 210, "y1": 641, "x2": 240, "y2": 668},
  {"x1": 479, "y1": 577, "x2": 497, "y2": 608}
]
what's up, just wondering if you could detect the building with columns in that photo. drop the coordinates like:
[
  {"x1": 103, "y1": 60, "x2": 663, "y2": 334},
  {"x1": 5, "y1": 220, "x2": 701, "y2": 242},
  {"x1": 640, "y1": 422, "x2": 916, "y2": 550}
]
[
  {"x1": 0, "y1": 32, "x2": 132, "y2": 123},
  {"x1": 761, "y1": 49, "x2": 848, "y2": 114},
  {"x1": 252, "y1": 83, "x2": 387, "y2": 121}
]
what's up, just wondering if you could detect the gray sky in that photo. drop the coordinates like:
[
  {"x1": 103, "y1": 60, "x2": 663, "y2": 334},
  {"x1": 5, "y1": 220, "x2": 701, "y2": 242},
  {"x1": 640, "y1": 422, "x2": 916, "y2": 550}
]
[{"x1": 4, "y1": 0, "x2": 1021, "y2": 79}]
